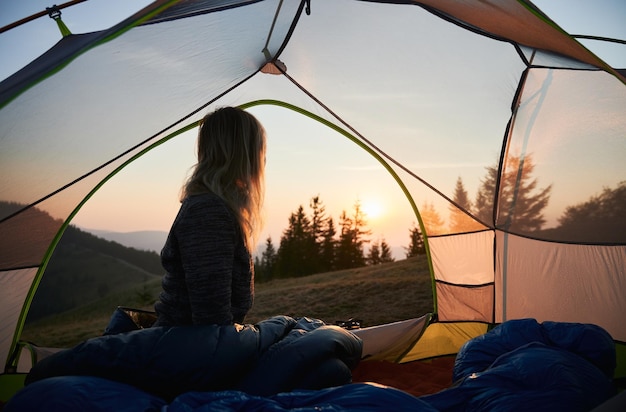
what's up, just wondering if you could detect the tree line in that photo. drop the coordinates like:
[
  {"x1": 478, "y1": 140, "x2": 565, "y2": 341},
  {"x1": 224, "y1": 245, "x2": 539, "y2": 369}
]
[
  {"x1": 255, "y1": 196, "x2": 427, "y2": 282},
  {"x1": 256, "y1": 153, "x2": 625, "y2": 281},
  {"x1": 255, "y1": 154, "x2": 545, "y2": 282},
  {"x1": 445, "y1": 154, "x2": 625, "y2": 243}
]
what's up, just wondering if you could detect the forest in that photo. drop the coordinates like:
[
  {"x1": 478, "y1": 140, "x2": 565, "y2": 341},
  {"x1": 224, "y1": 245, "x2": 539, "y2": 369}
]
[{"x1": 255, "y1": 196, "x2": 411, "y2": 282}]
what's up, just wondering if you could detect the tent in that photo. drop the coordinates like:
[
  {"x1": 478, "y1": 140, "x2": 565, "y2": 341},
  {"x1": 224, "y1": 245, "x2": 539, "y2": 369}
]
[{"x1": 1, "y1": 0, "x2": 625, "y2": 405}]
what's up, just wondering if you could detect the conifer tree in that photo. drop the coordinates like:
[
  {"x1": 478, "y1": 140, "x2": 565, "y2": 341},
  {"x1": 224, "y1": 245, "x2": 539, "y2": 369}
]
[
  {"x1": 449, "y1": 177, "x2": 483, "y2": 233},
  {"x1": 420, "y1": 201, "x2": 446, "y2": 236},
  {"x1": 474, "y1": 154, "x2": 551, "y2": 233},
  {"x1": 474, "y1": 165, "x2": 498, "y2": 226},
  {"x1": 379, "y1": 238, "x2": 395, "y2": 263},
  {"x1": 335, "y1": 210, "x2": 356, "y2": 270},
  {"x1": 258, "y1": 236, "x2": 277, "y2": 282},
  {"x1": 309, "y1": 196, "x2": 327, "y2": 243},
  {"x1": 368, "y1": 238, "x2": 395, "y2": 265},
  {"x1": 320, "y1": 216, "x2": 337, "y2": 272},
  {"x1": 351, "y1": 200, "x2": 371, "y2": 266},
  {"x1": 367, "y1": 241, "x2": 381, "y2": 265},
  {"x1": 276, "y1": 205, "x2": 314, "y2": 277},
  {"x1": 335, "y1": 201, "x2": 371, "y2": 269},
  {"x1": 309, "y1": 196, "x2": 329, "y2": 274},
  {"x1": 405, "y1": 222, "x2": 425, "y2": 258}
]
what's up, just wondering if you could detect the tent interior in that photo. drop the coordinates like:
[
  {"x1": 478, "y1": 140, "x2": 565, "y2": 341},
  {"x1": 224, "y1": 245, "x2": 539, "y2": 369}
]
[{"x1": 1, "y1": 0, "x2": 625, "y2": 409}]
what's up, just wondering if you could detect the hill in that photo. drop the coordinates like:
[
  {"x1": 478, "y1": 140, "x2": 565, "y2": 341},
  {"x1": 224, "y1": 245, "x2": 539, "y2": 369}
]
[
  {"x1": 21, "y1": 256, "x2": 433, "y2": 348},
  {"x1": 246, "y1": 257, "x2": 433, "y2": 326},
  {"x1": 0, "y1": 199, "x2": 166, "y2": 323},
  {"x1": 86, "y1": 229, "x2": 168, "y2": 253},
  {"x1": 26, "y1": 223, "x2": 163, "y2": 323}
]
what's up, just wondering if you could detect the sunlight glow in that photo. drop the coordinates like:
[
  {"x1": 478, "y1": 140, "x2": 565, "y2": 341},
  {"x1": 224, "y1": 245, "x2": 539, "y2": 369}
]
[{"x1": 361, "y1": 199, "x2": 384, "y2": 220}]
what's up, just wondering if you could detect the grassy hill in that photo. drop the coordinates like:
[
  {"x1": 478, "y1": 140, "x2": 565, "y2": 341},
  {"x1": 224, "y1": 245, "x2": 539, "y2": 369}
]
[
  {"x1": 22, "y1": 256, "x2": 433, "y2": 348},
  {"x1": 247, "y1": 256, "x2": 433, "y2": 326},
  {"x1": 0, "y1": 201, "x2": 163, "y2": 326},
  {"x1": 26, "y1": 224, "x2": 163, "y2": 322}
]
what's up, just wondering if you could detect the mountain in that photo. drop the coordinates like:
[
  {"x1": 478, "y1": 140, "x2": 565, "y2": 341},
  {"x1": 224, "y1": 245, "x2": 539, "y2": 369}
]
[
  {"x1": 0, "y1": 200, "x2": 167, "y2": 324},
  {"x1": 87, "y1": 229, "x2": 168, "y2": 253}
]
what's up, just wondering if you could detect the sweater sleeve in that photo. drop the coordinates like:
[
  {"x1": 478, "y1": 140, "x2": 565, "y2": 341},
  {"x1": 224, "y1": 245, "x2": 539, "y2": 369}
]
[{"x1": 174, "y1": 198, "x2": 238, "y2": 325}]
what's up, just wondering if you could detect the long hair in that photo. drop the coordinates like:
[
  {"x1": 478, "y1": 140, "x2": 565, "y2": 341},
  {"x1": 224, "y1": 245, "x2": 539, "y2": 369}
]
[{"x1": 182, "y1": 106, "x2": 266, "y2": 250}]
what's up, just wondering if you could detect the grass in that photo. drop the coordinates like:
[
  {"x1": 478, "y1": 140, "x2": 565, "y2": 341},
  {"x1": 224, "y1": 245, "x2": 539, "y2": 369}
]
[
  {"x1": 247, "y1": 257, "x2": 433, "y2": 326},
  {"x1": 21, "y1": 279, "x2": 163, "y2": 348},
  {"x1": 21, "y1": 256, "x2": 433, "y2": 348}
]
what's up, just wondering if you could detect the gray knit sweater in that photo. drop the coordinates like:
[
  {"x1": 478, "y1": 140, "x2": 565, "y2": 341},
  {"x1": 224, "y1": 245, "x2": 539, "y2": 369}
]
[{"x1": 154, "y1": 192, "x2": 254, "y2": 326}]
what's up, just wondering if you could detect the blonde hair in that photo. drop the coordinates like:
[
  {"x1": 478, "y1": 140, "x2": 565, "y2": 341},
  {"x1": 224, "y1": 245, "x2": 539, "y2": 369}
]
[{"x1": 182, "y1": 107, "x2": 266, "y2": 250}]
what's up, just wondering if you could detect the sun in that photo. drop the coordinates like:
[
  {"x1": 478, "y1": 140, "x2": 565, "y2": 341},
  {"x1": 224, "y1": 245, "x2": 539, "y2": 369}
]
[{"x1": 361, "y1": 200, "x2": 384, "y2": 220}]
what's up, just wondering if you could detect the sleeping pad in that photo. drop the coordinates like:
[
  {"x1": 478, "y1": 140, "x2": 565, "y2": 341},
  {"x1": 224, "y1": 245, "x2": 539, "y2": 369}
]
[{"x1": 23, "y1": 315, "x2": 363, "y2": 400}]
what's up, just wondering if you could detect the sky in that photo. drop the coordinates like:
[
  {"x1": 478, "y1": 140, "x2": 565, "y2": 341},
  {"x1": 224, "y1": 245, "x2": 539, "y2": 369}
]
[{"x1": 1, "y1": 0, "x2": 625, "y2": 258}]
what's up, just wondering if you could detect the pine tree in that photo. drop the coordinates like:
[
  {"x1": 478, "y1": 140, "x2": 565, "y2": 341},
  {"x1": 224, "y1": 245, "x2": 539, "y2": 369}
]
[
  {"x1": 449, "y1": 176, "x2": 483, "y2": 233},
  {"x1": 474, "y1": 154, "x2": 551, "y2": 233},
  {"x1": 368, "y1": 238, "x2": 395, "y2": 265},
  {"x1": 335, "y1": 201, "x2": 371, "y2": 269},
  {"x1": 308, "y1": 195, "x2": 329, "y2": 274},
  {"x1": 320, "y1": 216, "x2": 337, "y2": 272},
  {"x1": 367, "y1": 241, "x2": 381, "y2": 265},
  {"x1": 335, "y1": 210, "x2": 356, "y2": 270},
  {"x1": 309, "y1": 196, "x2": 327, "y2": 243},
  {"x1": 379, "y1": 238, "x2": 395, "y2": 263},
  {"x1": 276, "y1": 205, "x2": 314, "y2": 277},
  {"x1": 474, "y1": 164, "x2": 498, "y2": 226},
  {"x1": 420, "y1": 201, "x2": 446, "y2": 236},
  {"x1": 258, "y1": 236, "x2": 277, "y2": 282},
  {"x1": 405, "y1": 222, "x2": 425, "y2": 258}
]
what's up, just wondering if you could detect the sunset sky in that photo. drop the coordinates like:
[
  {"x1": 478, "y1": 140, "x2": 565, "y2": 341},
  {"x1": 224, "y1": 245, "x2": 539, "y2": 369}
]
[{"x1": 1, "y1": 0, "x2": 624, "y2": 258}]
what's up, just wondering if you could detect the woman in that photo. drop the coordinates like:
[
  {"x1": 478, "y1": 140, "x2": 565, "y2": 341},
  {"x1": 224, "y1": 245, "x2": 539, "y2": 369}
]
[{"x1": 154, "y1": 106, "x2": 266, "y2": 326}]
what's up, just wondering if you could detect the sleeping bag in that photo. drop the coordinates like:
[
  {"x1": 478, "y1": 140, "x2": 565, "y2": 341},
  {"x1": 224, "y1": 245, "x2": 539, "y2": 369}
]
[
  {"x1": 421, "y1": 319, "x2": 617, "y2": 412},
  {"x1": 24, "y1": 315, "x2": 363, "y2": 400},
  {"x1": 7, "y1": 318, "x2": 618, "y2": 412}
]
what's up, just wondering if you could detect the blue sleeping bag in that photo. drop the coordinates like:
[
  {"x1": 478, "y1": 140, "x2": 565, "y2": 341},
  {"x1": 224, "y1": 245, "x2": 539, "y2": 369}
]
[
  {"x1": 6, "y1": 378, "x2": 436, "y2": 412},
  {"x1": 23, "y1": 316, "x2": 362, "y2": 400},
  {"x1": 421, "y1": 319, "x2": 616, "y2": 412}
]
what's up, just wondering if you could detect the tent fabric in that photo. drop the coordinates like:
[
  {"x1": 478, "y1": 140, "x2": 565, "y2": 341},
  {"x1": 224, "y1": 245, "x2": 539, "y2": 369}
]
[
  {"x1": 352, "y1": 356, "x2": 456, "y2": 397},
  {"x1": 0, "y1": 268, "x2": 37, "y2": 373},
  {"x1": 0, "y1": 0, "x2": 175, "y2": 106},
  {"x1": 494, "y1": 231, "x2": 626, "y2": 341},
  {"x1": 0, "y1": 0, "x2": 625, "y2": 396},
  {"x1": 430, "y1": 232, "x2": 494, "y2": 286},
  {"x1": 401, "y1": 322, "x2": 489, "y2": 363},
  {"x1": 429, "y1": 231, "x2": 495, "y2": 322},
  {"x1": 352, "y1": 315, "x2": 431, "y2": 362},
  {"x1": 418, "y1": 0, "x2": 621, "y2": 77}
]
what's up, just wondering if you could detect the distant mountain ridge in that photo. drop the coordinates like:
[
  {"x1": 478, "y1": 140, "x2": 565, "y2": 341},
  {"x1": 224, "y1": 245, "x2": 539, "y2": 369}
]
[
  {"x1": 0, "y1": 199, "x2": 166, "y2": 323},
  {"x1": 86, "y1": 229, "x2": 407, "y2": 260},
  {"x1": 26, "y1": 222, "x2": 164, "y2": 322},
  {"x1": 87, "y1": 229, "x2": 168, "y2": 253}
]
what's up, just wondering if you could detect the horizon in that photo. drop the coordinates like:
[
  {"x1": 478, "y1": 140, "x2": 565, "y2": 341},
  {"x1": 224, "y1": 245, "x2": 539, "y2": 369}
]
[{"x1": 80, "y1": 227, "x2": 412, "y2": 262}]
